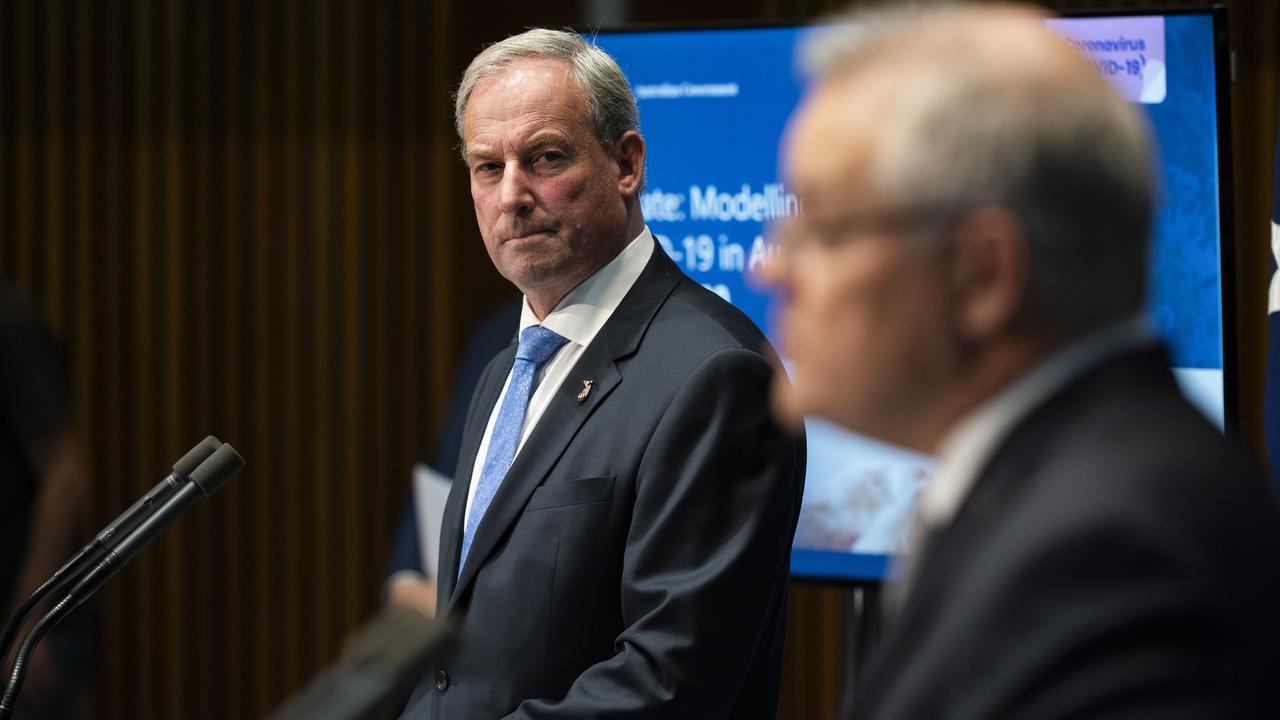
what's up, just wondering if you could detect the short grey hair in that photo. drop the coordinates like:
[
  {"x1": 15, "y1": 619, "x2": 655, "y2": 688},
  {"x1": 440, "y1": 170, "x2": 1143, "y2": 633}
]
[
  {"x1": 455, "y1": 28, "x2": 640, "y2": 156},
  {"x1": 803, "y1": 6, "x2": 1156, "y2": 333}
]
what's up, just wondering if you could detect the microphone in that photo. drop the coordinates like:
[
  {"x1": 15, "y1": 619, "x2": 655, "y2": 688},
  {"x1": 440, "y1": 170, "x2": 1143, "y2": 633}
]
[
  {"x1": 96, "y1": 435, "x2": 224, "y2": 550},
  {"x1": 265, "y1": 609, "x2": 457, "y2": 720},
  {"x1": 64, "y1": 443, "x2": 244, "y2": 608},
  {"x1": 0, "y1": 436, "x2": 222, "y2": 666},
  {"x1": 0, "y1": 442, "x2": 245, "y2": 719}
]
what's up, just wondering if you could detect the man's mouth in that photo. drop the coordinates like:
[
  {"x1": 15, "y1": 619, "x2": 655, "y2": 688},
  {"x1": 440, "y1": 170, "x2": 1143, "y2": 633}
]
[{"x1": 507, "y1": 229, "x2": 554, "y2": 243}]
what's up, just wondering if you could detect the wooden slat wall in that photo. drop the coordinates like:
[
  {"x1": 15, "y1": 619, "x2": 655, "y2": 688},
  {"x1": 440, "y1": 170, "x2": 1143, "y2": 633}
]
[
  {"x1": 0, "y1": 1, "x2": 1274, "y2": 719},
  {"x1": 0, "y1": 1, "x2": 478, "y2": 717}
]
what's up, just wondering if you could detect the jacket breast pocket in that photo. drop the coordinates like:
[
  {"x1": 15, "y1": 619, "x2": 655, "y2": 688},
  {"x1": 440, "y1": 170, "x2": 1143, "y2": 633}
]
[{"x1": 526, "y1": 475, "x2": 615, "y2": 511}]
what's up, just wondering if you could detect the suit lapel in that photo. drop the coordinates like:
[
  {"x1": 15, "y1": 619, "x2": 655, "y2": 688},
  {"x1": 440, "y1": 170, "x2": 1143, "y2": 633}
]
[{"x1": 450, "y1": 242, "x2": 683, "y2": 605}]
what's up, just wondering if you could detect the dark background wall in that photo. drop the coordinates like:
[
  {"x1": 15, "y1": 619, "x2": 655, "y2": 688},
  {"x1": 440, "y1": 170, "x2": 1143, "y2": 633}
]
[{"x1": 0, "y1": 1, "x2": 1275, "y2": 718}]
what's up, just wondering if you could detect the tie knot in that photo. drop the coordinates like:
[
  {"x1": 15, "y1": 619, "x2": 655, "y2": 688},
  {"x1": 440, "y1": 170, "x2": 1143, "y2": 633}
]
[{"x1": 516, "y1": 325, "x2": 567, "y2": 366}]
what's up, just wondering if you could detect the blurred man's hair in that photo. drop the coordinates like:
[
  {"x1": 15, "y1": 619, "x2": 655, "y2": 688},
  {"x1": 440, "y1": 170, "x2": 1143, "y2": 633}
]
[{"x1": 803, "y1": 5, "x2": 1156, "y2": 334}]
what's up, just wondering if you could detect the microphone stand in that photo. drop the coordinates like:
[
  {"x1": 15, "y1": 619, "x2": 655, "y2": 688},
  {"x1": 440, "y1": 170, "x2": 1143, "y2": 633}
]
[
  {"x1": 0, "y1": 439, "x2": 241, "y2": 719},
  {"x1": 0, "y1": 542, "x2": 102, "y2": 673},
  {"x1": 0, "y1": 436, "x2": 220, "y2": 667},
  {"x1": 0, "y1": 594, "x2": 77, "y2": 718}
]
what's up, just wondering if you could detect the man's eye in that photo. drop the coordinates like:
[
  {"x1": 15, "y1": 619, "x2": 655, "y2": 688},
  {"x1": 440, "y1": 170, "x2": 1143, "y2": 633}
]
[
  {"x1": 472, "y1": 162, "x2": 501, "y2": 176},
  {"x1": 533, "y1": 151, "x2": 566, "y2": 166}
]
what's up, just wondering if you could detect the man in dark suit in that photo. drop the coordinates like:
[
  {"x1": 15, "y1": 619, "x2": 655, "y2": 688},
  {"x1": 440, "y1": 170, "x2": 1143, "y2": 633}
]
[
  {"x1": 761, "y1": 4, "x2": 1280, "y2": 718},
  {"x1": 401, "y1": 28, "x2": 804, "y2": 719}
]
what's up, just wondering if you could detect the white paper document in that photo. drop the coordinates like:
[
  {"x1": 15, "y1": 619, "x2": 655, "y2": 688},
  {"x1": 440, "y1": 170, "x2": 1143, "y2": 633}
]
[{"x1": 411, "y1": 463, "x2": 453, "y2": 578}]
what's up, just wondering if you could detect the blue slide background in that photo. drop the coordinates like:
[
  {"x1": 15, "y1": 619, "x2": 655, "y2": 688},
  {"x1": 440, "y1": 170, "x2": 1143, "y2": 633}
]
[
  {"x1": 1146, "y1": 14, "x2": 1222, "y2": 370},
  {"x1": 601, "y1": 27, "x2": 806, "y2": 332},
  {"x1": 599, "y1": 14, "x2": 1226, "y2": 581}
]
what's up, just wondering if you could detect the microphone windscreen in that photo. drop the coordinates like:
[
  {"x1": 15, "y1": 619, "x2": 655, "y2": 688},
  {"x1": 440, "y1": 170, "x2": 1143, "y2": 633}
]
[
  {"x1": 189, "y1": 443, "x2": 245, "y2": 497},
  {"x1": 173, "y1": 436, "x2": 222, "y2": 479}
]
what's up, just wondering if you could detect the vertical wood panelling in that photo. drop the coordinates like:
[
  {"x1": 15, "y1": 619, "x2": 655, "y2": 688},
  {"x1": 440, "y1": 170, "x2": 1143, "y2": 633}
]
[
  {"x1": 188, "y1": 2, "x2": 215, "y2": 715},
  {"x1": 71, "y1": 10, "x2": 93, "y2": 634},
  {"x1": 0, "y1": 2, "x2": 1274, "y2": 718},
  {"x1": 219, "y1": 2, "x2": 248, "y2": 712},
  {"x1": 13, "y1": 0, "x2": 34, "y2": 286},
  {"x1": 431, "y1": 0, "x2": 458, "y2": 428},
  {"x1": 0, "y1": 0, "x2": 6, "y2": 279},
  {"x1": 399, "y1": 0, "x2": 426, "y2": 477},
  {"x1": 311, "y1": 0, "x2": 335, "y2": 674},
  {"x1": 369, "y1": 3, "x2": 393, "y2": 617},
  {"x1": 251, "y1": 1, "x2": 276, "y2": 710},
  {"x1": 41, "y1": 0, "x2": 64, "y2": 326},
  {"x1": 130, "y1": 2, "x2": 157, "y2": 716},
  {"x1": 341, "y1": 0, "x2": 367, "y2": 632},
  {"x1": 161, "y1": 2, "x2": 185, "y2": 717},
  {"x1": 98, "y1": 5, "x2": 127, "y2": 712},
  {"x1": 249, "y1": 2, "x2": 272, "y2": 707}
]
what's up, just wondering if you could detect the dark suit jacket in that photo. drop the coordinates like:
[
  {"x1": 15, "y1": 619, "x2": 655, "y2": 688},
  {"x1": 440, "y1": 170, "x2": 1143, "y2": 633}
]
[
  {"x1": 403, "y1": 243, "x2": 806, "y2": 719},
  {"x1": 852, "y1": 346, "x2": 1280, "y2": 719}
]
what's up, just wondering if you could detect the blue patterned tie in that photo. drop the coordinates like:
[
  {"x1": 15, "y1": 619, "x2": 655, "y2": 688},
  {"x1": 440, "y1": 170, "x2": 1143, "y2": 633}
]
[{"x1": 459, "y1": 325, "x2": 568, "y2": 575}]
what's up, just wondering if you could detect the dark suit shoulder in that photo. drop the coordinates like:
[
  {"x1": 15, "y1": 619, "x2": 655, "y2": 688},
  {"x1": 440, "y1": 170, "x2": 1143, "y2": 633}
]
[
  {"x1": 961, "y1": 349, "x2": 1275, "y2": 584},
  {"x1": 903, "y1": 347, "x2": 1280, "y2": 718},
  {"x1": 997, "y1": 348, "x2": 1270, "y2": 538},
  {"x1": 648, "y1": 275, "x2": 775, "y2": 361}
]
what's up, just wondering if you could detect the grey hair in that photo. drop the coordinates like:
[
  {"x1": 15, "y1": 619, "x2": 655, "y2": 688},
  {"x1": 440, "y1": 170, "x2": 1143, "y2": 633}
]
[
  {"x1": 454, "y1": 28, "x2": 640, "y2": 157},
  {"x1": 802, "y1": 6, "x2": 1156, "y2": 333}
]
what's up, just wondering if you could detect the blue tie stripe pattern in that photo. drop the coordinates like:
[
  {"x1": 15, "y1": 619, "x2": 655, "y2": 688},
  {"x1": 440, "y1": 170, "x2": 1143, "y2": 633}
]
[{"x1": 459, "y1": 325, "x2": 568, "y2": 574}]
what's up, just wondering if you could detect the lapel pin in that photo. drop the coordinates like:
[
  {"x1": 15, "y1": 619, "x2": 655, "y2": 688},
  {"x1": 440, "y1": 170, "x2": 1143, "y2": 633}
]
[{"x1": 577, "y1": 379, "x2": 594, "y2": 403}]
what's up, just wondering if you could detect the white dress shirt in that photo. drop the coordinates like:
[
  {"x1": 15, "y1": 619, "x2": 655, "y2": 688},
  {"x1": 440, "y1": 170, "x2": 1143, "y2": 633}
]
[{"x1": 463, "y1": 229, "x2": 655, "y2": 526}]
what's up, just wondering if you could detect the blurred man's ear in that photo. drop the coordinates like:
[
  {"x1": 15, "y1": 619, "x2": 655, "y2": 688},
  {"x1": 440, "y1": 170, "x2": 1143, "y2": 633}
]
[
  {"x1": 949, "y1": 206, "x2": 1031, "y2": 340},
  {"x1": 613, "y1": 131, "x2": 646, "y2": 198}
]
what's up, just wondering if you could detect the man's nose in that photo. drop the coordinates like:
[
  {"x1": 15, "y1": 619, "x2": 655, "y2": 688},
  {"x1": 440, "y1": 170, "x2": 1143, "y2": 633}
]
[{"x1": 498, "y1": 163, "x2": 535, "y2": 215}]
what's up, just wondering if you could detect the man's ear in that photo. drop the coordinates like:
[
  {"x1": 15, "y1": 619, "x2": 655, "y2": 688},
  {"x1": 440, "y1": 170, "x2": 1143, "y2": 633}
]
[
  {"x1": 613, "y1": 130, "x2": 646, "y2": 198},
  {"x1": 949, "y1": 206, "x2": 1031, "y2": 340}
]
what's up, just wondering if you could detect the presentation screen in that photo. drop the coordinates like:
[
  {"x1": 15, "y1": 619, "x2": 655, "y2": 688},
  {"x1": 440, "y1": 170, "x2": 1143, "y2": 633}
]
[{"x1": 596, "y1": 8, "x2": 1234, "y2": 582}]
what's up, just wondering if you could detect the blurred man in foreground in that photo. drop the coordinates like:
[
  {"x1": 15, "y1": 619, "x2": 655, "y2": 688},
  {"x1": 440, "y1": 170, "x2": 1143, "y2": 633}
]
[
  {"x1": 401, "y1": 28, "x2": 804, "y2": 719},
  {"x1": 763, "y1": 4, "x2": 1280, "y2": 717}
]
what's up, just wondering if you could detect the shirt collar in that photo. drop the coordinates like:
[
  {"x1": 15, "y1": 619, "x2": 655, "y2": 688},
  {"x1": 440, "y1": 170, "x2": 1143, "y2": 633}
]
[
  {"x1": 921, "y1": 316, "x2": 1156, "y2": 529},
  {"x1": 518, "y1": 227, "x2": 655, "y2": 348}
]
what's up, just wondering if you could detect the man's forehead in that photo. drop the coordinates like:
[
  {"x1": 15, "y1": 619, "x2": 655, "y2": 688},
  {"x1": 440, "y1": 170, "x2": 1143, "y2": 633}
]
[
  {"x1": 462, "y1": 57, "x2": 590, "y2": 145},
  {"x1": 786, "y1": 75, "x2": 885, "y2": 194}
]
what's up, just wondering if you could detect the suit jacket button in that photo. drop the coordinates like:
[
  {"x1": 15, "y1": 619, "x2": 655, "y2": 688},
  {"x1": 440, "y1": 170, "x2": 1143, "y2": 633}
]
[{"x1": 435, "y1": 669, "x2": 449, "y2": 692}]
